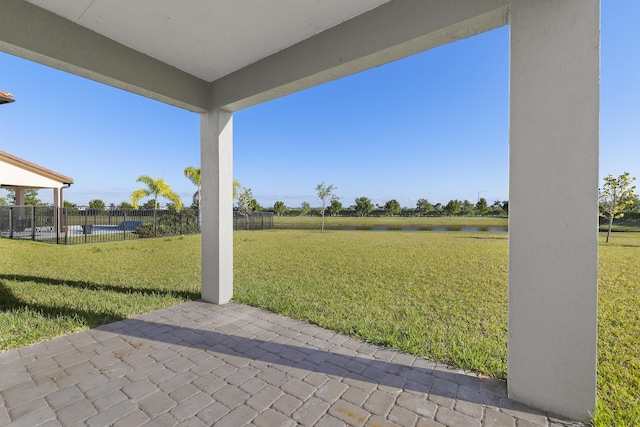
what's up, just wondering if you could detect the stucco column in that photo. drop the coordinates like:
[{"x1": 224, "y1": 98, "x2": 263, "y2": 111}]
[
  {"x1": 200, "y1": 107, "x2": 234, "y2": 304},
  {"x1": 53, "y1": 187, "x2": 62, "y2": 232},
  {"x1": 508, "y1": 0, "x2": 599, "y2": 421},
  {"x1": 14, "y1": 188, "x2": 25, "y2": 206},
  {"x1": 53, "y1": 187, "x2": 61, "y2": 208},
  {"x1": 14, "y1": 188, "x2": 25, "y2": 223}
]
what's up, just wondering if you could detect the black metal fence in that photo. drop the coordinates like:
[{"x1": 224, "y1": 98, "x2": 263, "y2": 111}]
[
  {"x1": 0, "y1": 206, "x2": 200, "y2": 244},
  {"x1": 0, "y1": 206, "x2": 274, "y2": 244},
  {"x1": 233, "y1": 211, "x2": 274, "y2": 230}
]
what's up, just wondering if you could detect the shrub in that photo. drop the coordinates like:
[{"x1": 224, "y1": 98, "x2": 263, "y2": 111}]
[{"x1": 135, "y1": 211, "x2": 199, "y2": 237}]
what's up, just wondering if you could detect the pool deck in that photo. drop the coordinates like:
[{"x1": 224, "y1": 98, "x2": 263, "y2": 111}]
[{"x1": 0, "y1": 301, "x2": 586, "y2": 426}]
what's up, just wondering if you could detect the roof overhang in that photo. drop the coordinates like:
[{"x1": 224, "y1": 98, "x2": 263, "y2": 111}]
[
  {"x1": 0, "y1": 0, "x2": 510, "y2": 113},
  {"x1": 0, "y1": 150, "x2": 74, "y2": 189}
]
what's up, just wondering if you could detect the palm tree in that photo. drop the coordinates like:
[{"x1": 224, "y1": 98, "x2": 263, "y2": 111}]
[
  {"x1": 184, "y1": 166, "x2": 201, "y2": 228},
  {"x1": 130, "y1": 175, "x2": 183, "y2": 211},
  {"x1": 183, "y1": 166, "x2": 201, "y2": 208},
  {"x1": 185, "y1": 169, "x2": 241, "y2": 205}
]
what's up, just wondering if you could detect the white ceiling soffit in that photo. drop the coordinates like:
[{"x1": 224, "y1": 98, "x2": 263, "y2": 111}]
[{"x1": 24, "y1": 0, "x2": 391, "y2": 82}]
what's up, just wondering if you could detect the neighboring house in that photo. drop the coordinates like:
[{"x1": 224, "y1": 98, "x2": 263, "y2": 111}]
[{"x1": 0, "y1": 150, "x2": 73, "y2": 209}]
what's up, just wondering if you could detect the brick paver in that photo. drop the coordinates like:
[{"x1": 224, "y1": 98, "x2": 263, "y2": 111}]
[
  {"x1": 292, "y1": 396, "x2": 330, "y2": 426},
  {"x1": 0, "y1": 301, "x2": 586, "y2": 426},
  {"x1": 195, "y1": 401, "x2": 229, "y2": 424}
]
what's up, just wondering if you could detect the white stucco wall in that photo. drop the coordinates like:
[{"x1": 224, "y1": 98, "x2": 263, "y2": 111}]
[
  {"x1": 0, "y1": 161, "x2": 66, "y2": 189},
  {"x1": 508, "y1": 0, "x2": 599, "y2": 421},
  {"x1": 200, "y1": 107, "x2": 234, "y2": 304}
]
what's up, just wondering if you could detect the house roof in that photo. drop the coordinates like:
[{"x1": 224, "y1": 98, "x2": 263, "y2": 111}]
[{"x1": 0, "y1": 150, "x2": 74, "y2": 186}]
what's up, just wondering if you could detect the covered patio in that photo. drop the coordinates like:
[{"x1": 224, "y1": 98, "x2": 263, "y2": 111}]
[
  {"x1": 0, "y1": 300, "x2": 586, "y2": 426},
  {"x1": 0, "y1": 150, "x2": 73, "y2": 210},
  {"x1": 0, "y1": 0, "x2": 599, "y2": 421},
  {"x1": 0, "y1": 150, "x2": 73, "y2": 233}
]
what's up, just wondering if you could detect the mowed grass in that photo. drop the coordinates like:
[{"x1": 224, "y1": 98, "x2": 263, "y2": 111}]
[
  {"x1": 595, "y1": 232, "x2": 640, "y2": 425},
  {"x1": 0, "y1": 236, "x2": 200, "y2": 350},
  {"x1": 234, "y1": 230, "x2": 509, "y2": 377},
  {"x1": 1, "y1": 229, "x2": 639, "y2": 424}
]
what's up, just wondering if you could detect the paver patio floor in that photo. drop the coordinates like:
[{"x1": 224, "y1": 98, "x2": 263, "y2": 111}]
[{"x1": 0, "y1": 301, "x2": 586, "y2": 426}]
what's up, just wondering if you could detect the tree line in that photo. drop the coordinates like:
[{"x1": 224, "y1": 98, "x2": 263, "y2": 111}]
[
  {"x1": 3, "y1": 170, "x2": 638, "y2": 240},
  {"x1": 232, "y1": 181, "x2": 510, "y2": 219},
  {"x1": 239, "y1": 172, "x2": 640, "y2": 241},
  {"x1": 260, "y1": 195, "x2": 509, "y2": 218}
]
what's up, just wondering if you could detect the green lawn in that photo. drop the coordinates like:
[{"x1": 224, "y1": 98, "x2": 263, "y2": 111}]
[
  {"x1": 235, "y1": 230, "x2": 509, "y2": 377},
  {"x1": 594, "y1": 232, "x2": 640, "y2": 425},
  {"x1": 0, "y1": 236, "x2": 200, "y2": 349},
  {"x1": 1, "y1": 230, "x2": 639, "y2": 425}
]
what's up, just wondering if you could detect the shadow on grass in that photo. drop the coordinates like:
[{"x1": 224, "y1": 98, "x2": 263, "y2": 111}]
[
  {"x1": 0, "y1": 279, "x2": 127, "y2": 328},
  {"x1": 0, "y1": 274, "x2": 200, "y2": 300}
]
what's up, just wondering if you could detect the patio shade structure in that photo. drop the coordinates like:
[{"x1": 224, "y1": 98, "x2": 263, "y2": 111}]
[
  {"x1": 0, "y1": 150, "x2": 73, "y2": 209},
  {"x1": 0, "y1": 0, "x2": 599, "y2": 421}
]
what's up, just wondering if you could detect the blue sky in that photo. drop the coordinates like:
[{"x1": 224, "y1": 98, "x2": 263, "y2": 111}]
[{"x1": 1, "y1": 2, "x2": 639, "y2": 209}]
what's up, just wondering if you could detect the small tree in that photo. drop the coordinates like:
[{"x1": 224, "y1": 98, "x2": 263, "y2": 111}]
[
  {"x1": 25, "y1": 189, "x2": 43, "y2": 205},
  {"x1": 316, "y1": 182, "x2": 337, "y2": 232},
  {"x1": 5, "y1": 189, "x2": 16, "y2": 204},
  {"x1": 328, "y1": 199, "x2": 342, "y2": 216},
  {"x1": 444, "y1": 199, "x2": 461, "y2": 216},
  {"x1": 416, "y1": 199, "x2": 434, "y2": 216},
  {"x1": 300, "y1": 201, "x2": 311, "y2": 216},
  {"x1": 236, "y1": 187, "x2": 253, "y2": 229},
  {"x1": 63, "y1": 200, "x2": 79, "y2": 215},
  {"x1": 88, "y1": 199, "x2": 106, "y2": 211},
  {"x1": 273, "y1": 201, "x2": 286, "y2": 216},
  {"x1": 354, "y1": 197, "x2": 373, "y2": 217},
  {"x1": 476, "y1": 198, "x2": 488, "y2": 216},
  {"x1": 249, "y1": 198, "x2": 262, "y2": 212},
  {"x1": 461, "y1": 200, "x2": 475, "y2": 215},
  {"x1": 118, "y1": 201, "x2": 134, "y2": 209},
  {"x1": 599, "y1": 172, "x2": 636, "y2": 242},
  {"x1": 491, "y1": 200, "x2": 504, "y2": 216},
  {"x1": 384, "y1": 199, "x2": 401, "y2": 216}
]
